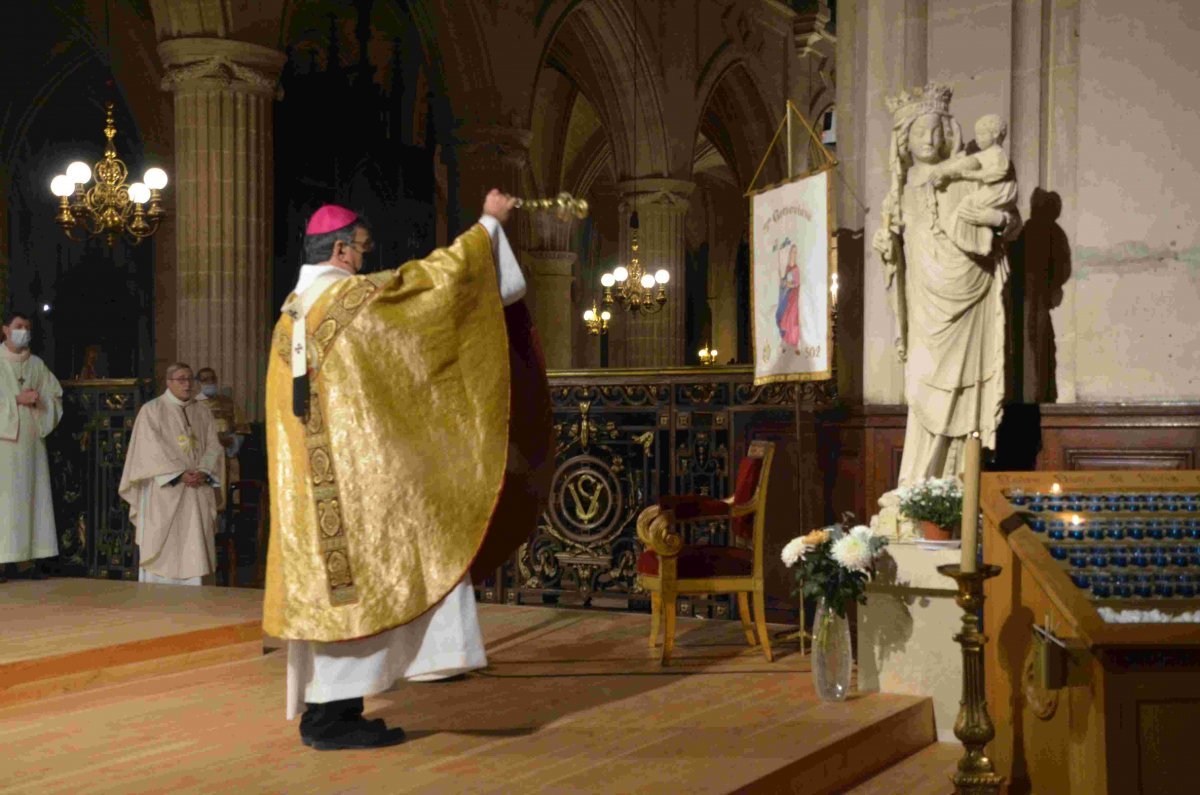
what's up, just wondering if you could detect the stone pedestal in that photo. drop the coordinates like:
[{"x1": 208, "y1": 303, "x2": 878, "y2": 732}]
[
  {"x1": 614, "y1": 179, "x2": 693, "y2": 368},
  {"x1": 159, "y1": 37, "x2": 285, "y2": 421},
  {"x1": 856, "y1": 542, "x2": 962, "y2": 742}
]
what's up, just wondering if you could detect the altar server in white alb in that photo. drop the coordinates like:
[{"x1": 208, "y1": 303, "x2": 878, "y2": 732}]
[
  {"x1": 119, "y1": 362, "x2": 223, "y2": 585},
  {"x1": 1, "y1": 310, "x2": 62, "y2": 582}
]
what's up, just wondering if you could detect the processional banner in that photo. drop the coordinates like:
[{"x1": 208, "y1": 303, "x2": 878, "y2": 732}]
[{"x1": 749, "y1": 167, "x2": 834, "y2": 385}]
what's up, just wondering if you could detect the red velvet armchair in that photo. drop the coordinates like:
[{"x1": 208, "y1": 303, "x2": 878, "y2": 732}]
[{"x1": 636, "y1": 440, "x2": 776, "y2": 665}]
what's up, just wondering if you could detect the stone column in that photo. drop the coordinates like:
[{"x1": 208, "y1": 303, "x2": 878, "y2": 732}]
[
  {"x1": 614, "y1": 179, "x2": 694, "y2": 368},
  {"x1": 523, "y1": 251, "x2": 576, "y2": 369},
  {"x1": 159, "y1": 38, "x2": 285, "y2": 421},
  {"x1": 707, "y1": 264, "x2": 738, "y2": 364},
  {"x1": 861, "y1": 0, "x2": 929, "y2": 405},
  {"x1": 522, "y1": 208, "x2": 580, "y2": 369}
]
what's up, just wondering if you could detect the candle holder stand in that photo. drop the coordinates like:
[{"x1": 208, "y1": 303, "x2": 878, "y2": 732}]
[{"x1": 937, "y1": 563, "x2": 1005, "y2": 795}]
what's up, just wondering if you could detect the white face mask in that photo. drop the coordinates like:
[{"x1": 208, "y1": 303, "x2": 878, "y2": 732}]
[
  {"x1": 201, "y1": 384, "x2": 219, "y2": 398},
  {"x1": 8, "y1": 329, "x2": 31, "y2": 349}
]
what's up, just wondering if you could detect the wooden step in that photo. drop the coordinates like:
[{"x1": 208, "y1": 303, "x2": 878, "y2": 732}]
[
  {"x1": 742, "y1": 695, "x2": 938, "y2": 795},
  {"x1": 845, "y1": 741, "x2": 960, "y2": 794},
  {"x1": 0, "y1": 602, "x2": 940, "y2": 795},
  {"x1": 0, "y1": 580, "x2": 263, "y2": 707}
]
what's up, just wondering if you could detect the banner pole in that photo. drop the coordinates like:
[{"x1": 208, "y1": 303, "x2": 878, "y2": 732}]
[{"x1": 786, "y1": 102, "x2": 794, "y2": 180}]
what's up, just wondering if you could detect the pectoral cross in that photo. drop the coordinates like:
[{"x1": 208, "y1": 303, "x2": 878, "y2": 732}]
[{"x1": 16, "y1": 375, "x2": 24, "y2": 387}]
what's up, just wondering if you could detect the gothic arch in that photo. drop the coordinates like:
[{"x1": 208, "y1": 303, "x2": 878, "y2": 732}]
[
  {"x1": 563, "y1": 125, "x2": 616, "y2": 199},
  {"x1": 697, "y1": 59, "x2": 780, "y2": 191},
  {"x1": 532, "y1": 0, "x2": 671, "y2": 179}
]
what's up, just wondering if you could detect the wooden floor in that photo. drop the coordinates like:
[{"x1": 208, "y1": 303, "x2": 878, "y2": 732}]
[{"x1": 0, "y1": 581, "x2": 959, "y2": 793}]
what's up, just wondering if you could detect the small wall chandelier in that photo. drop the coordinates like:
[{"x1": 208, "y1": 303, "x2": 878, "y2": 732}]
[
  {"x1": 600, "y1": 212, "x2": 670, "y2": 313},
  {"x1": 50, "y1": 102, "x2": 168, "y2": 246},
  {"x1": 698, "y1": 343, "x2": 719, "y2": 366},
  {"x1": 582, "y1": 302, "x2": 611, "y2": 335}
]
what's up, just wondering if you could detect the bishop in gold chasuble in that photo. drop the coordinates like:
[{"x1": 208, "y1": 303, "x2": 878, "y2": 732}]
[{"x1": 264, "y1": 221, "x2": 552, "y2": 643}]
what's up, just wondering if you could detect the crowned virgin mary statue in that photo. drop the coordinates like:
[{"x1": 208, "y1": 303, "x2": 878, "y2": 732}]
[{"x1": 870, "y1": 84, "x2": 1021, "y2": 534}]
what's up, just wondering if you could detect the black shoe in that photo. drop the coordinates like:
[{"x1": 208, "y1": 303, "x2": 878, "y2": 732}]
[
  {"x1": 28, "y1": 568, "x2": 47, "y2": 580},
  {"x1": 300, "y1": 718, "x2": 386, "y2": 747},
  {"x1": 304, "y1": 718, "x2": 407, "y2": 751}
]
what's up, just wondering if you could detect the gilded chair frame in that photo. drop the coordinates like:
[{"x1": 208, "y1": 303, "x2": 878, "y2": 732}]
[{"x1": 636, "y1": 440, "x2": 776, "y2": 665}]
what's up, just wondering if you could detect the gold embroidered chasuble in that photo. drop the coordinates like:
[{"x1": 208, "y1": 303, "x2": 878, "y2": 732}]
[{"x1": 264, "y1": 224, "x2": 514, "y2": 642}]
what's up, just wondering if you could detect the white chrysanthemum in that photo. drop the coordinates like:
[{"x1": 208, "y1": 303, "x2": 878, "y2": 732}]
[
  {"x1": 849, "y1": 524, "x2": 874, "y2": 543},
  {"x1": 781, "y1": 536, "x2": 808, "y2": 568},
  {"x1": 831, "y1": 527, "x2": 875, "y2": 572}
]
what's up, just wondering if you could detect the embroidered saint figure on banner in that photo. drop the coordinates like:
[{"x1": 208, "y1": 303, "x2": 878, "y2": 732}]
[{"x1": 775, "y1": 240, "x2": 801, "y2": 350}]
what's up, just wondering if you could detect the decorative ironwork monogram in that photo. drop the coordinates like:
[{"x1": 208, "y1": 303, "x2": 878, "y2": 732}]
[{"x1": 490, "y1": 369, "x2": 834, "y2": 614}]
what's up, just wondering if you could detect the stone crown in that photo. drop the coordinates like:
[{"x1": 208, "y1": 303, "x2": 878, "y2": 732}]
[{"x1": 885, "y1": 83, "x2": 954, "y2": 122}]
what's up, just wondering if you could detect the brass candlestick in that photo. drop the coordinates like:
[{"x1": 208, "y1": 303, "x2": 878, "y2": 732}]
[{"x1": 937, "y1": 563, "x2": 1005, "y2": 795}]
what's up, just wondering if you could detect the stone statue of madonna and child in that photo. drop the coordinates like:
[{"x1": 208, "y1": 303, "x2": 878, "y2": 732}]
[{"x1": 870, "y1": 84, "x2": 1022, "y2": 540}]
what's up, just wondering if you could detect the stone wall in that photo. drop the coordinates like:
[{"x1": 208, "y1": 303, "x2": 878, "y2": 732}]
[{"x1": 1069, "y1": 0, "x2": 1200, "y2": 401}]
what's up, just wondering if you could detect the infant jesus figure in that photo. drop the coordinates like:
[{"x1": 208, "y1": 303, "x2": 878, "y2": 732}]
[{"x1": 932, "y1": 113, "x2": 1018, "y2": 256}]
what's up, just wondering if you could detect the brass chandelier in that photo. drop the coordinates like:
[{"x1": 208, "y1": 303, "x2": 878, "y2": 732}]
[
  {"x1": 50, "y1": 102, "x2": 168, "y2": 246},
  {"x1": 582, "y1": 302, "x2": 611, "y2": 335},
  {"x1": 600, "y1": 212, "x2": 670, "y2": 314}
]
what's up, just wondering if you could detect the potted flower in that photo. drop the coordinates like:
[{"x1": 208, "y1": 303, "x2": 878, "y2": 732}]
[
  {"x1": 781, "y1": 522, "x2": 888, "y2": 701},
  {"x1": 896, "y1": 477, "x2": 963, "y2": 541}
]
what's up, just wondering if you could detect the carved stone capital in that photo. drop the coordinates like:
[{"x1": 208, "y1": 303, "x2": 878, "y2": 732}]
[
  {"x1": 158, "y1": 38, "x2": 286, "y2": 97},
  {"x1": 524, "y1": 212, "x2": 580, "y2": 252},
  {"x1": 447, "y1": 125, "x2": 532, "y2": 169},
  {"x1": 794, "y1": 2, "x2": 834, "y2": 54},
  {"x1": 616, "y1": 178, "x2": 695, "y2": 215}
]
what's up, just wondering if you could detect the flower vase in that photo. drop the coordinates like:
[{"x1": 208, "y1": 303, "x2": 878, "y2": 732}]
[{"x1": 812, "y1": 597, "x2": 852, "y2": 701}]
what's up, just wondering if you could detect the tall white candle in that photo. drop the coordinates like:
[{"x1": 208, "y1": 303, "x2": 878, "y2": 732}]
[{"x1": 961, "y1": 433, "x2": 982, "y2": 573}]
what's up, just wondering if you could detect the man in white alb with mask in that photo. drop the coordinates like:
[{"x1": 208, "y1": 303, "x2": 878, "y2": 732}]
[{"x1": 0, "y1": 310, "x2": 62, "y2": 582}]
